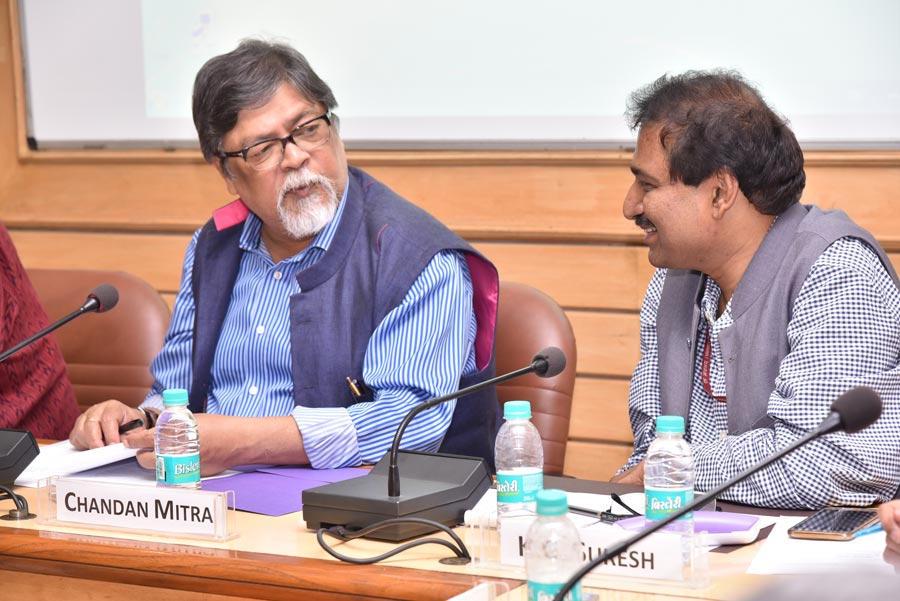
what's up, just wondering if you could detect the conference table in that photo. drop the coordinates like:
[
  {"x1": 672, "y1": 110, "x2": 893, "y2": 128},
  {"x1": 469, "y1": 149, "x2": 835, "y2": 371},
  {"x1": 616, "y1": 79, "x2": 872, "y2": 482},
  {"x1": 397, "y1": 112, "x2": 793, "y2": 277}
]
[{"x1": 0, "y1": 470, "x2": 799, "y2": 601}]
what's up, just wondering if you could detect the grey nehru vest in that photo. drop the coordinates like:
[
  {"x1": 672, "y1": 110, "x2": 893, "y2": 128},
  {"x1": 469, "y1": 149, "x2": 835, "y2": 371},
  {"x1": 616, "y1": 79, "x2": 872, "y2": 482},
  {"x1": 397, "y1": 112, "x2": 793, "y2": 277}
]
[{"x1": 656, "y1": 202, "x2": 899, "y2": 435}]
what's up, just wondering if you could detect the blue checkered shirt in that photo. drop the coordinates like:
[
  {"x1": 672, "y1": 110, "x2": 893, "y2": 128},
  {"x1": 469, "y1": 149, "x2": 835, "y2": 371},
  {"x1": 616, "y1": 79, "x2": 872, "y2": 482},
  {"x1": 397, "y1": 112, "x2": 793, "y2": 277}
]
[{"x1": 621, "y1": 237, "x2": 900, "y2": 508}]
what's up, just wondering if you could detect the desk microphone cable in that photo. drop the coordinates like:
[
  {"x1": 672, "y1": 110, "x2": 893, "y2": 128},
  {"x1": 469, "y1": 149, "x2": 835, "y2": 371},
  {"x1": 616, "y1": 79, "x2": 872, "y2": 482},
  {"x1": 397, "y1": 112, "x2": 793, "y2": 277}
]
[
  {"x1": 316, "y1": 517, "x2": 471, "y2": 565},
  {"x1": 0, "y1": 484, "x2": 33, "y2": 520}
]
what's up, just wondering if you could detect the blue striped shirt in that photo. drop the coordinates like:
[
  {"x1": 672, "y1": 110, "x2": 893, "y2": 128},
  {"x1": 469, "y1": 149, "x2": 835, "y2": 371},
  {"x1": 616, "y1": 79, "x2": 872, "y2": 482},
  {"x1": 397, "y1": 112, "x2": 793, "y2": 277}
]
[
  {"x1": 622, "y1": 238, "x2": 900, "y2": 508},
  {"x1": 145, "y1": 182, "x2": 477, "y2": 468}
]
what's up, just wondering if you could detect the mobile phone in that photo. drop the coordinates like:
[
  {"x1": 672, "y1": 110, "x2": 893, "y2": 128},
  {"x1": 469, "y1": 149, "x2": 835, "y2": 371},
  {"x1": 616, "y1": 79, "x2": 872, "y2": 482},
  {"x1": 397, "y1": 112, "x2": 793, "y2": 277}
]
[{"x1": 787, "y1": 507, "x2": 880, "y2": 541}]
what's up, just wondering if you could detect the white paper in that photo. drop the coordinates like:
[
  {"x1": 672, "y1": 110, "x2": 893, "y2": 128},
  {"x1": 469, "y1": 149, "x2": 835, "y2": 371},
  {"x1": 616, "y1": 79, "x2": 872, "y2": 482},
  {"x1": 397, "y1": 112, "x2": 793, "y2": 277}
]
[
  {"x1": 747, "y1": 515, "x2": 893, "y2": 575},
  {"x1": 16, "y1": 440, "x2": 138, "y2": 487}
]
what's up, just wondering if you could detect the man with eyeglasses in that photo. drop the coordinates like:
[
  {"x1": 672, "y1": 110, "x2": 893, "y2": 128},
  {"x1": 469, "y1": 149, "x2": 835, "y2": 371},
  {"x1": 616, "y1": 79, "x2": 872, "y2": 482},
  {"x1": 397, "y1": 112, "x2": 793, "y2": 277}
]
[{"x1": 69, "y1": 40, "x2": 501, "y2": 475}]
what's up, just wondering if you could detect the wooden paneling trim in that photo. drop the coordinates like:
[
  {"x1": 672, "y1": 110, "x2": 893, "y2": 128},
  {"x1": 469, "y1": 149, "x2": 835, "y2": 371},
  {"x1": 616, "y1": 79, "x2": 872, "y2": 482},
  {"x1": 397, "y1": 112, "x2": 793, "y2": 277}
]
[
  {"x1": 10, "y1": 230, "x2": 662, "y2": 311},
  {"x1": 7, "y1": 0, "x2": 27, "y2": 159},
  {"x1": 14, "y1": 147, "x2": 900, "y2": 168},
  {"x1": 563, "y1": 441, "x2": 633, "y2": 481}
]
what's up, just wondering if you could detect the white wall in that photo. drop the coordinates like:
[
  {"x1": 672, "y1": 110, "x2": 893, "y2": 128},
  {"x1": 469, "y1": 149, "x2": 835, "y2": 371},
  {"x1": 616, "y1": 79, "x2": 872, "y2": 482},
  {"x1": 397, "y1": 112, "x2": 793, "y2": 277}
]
[{"x1": 19, "y1": 0, "x2": 900, "y2": 149}]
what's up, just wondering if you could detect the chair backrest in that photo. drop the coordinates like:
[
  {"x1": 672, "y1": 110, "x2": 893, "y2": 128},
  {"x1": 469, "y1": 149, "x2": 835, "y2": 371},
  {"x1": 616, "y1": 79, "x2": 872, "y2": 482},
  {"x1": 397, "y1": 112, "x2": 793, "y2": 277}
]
[
  {"x1": 27, "y1": 269, "x2": 171, "y2": 411},
  {"x1": 495, "y1": 281, "x2": 577, "y2": 475}
]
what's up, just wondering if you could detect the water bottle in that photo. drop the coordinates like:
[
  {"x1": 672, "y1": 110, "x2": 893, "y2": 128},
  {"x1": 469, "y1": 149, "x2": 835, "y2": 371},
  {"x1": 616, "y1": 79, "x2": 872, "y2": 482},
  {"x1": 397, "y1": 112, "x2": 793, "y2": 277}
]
[
  {"x1": 644, "y1": 415, "x2": 694, "y2": 563},
  {"x1": 525, "y1": 489, "x2": 583, "y2": 601},
  {"x1": 154, "y1": 388, "x2": 200, "y2": 489},
  {"x1": 495, "y1": 400, "x2": 544, "y2": 523}
]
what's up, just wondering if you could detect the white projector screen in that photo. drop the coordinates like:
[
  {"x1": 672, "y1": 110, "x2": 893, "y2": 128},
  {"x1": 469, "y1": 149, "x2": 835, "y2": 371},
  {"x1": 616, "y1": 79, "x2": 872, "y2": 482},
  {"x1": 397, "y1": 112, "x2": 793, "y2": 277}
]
[{"x1": 17, "y1": 0, "x2": 900, "y2": 150}]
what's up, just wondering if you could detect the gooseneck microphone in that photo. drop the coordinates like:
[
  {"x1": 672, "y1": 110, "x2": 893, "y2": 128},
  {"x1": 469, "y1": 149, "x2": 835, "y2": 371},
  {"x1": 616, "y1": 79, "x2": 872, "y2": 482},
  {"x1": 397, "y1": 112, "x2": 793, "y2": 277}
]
[
  {"x1": 552, "y1": 386, "x2": 883, "y2": 601},
  {"x1": 0, "y1": 284, "x2": 119, "y2": 363},
  {"x1": 1, "y1": 284, "x2": 119, "y2": 505},
  {"x1": 302, "y1": 347, "x2": 568, "y2": 542},
  {"x1": 388, "y1": 346, "x2": 566, "y2": 497}
]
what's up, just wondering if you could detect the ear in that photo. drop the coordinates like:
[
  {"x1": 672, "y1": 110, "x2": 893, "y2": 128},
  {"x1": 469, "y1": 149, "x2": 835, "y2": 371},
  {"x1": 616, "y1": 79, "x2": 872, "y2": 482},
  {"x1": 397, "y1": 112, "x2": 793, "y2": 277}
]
[
  {"x1": 214, "y1": 158, "x2": 240, "y2": 196},
  {"x1": 709, "y1": 168, "x2": 740, "y2": 219}
]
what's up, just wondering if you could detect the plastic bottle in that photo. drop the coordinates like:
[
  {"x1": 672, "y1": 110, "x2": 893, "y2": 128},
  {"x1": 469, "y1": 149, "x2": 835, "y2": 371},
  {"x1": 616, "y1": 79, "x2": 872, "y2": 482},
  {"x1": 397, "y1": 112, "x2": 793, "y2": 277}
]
[
  {"x1": 154, "y1": 388, "x2": 201, "y2": 489},
  {"x1": 525, "y1": 489, "x2": 583, "y2": 601},
  {"x1": 495, "y1": 400, "x2": 544, "y2": 523},
  {"x1": 644, "y1": 415, "x2": 694, "y2": 563}
]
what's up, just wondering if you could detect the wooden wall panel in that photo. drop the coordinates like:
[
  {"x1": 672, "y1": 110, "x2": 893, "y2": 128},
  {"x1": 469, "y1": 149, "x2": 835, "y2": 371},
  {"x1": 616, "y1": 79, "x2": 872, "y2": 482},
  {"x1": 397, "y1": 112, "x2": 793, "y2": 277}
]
[
  {"x1": 568, "y1": 311, "x2": 640, "y2": 377},
  {"x1": 475, "y1": 242, "x2": 655, "y2": 310},
  {"x1": 9, "y1": 230, "x2": 190, "y2": 293},
  {"x1": 571, "y1": 378, "x2": 632, "y2": 444},
  {"x1": 564, "y1": 441, "x2": 633, "y2": 481}
]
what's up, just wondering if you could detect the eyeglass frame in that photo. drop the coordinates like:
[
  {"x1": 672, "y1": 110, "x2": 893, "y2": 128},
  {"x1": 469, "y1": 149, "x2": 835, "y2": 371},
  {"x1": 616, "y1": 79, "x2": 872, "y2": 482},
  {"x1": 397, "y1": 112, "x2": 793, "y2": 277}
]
[{"x1": 216, "y1": 111, "x2": 333, "y2": 170}]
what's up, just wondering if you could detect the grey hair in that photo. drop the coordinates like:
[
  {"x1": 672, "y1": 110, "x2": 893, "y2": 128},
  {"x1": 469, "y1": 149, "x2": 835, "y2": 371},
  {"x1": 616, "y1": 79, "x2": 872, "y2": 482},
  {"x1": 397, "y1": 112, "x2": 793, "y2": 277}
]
[{"x1": 192, "y1": 39, "x2": 338, "y2": 169}]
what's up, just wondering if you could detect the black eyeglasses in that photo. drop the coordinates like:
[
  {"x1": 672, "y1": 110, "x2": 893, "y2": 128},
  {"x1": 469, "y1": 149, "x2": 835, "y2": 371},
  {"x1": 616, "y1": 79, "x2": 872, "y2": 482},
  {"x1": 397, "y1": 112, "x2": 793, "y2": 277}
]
[{"x1": 218, "y1": 112, "x2": 332, "y2": 171}]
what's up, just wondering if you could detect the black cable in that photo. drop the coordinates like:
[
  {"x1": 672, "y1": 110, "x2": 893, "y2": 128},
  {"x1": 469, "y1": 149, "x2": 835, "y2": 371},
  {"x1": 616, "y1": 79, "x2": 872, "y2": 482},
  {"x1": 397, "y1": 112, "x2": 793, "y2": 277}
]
[
  {"x1": 0, "y1": 484, "x2": 29, "y2": 514},
  {"x1": 316, "y1": 517, "x2": 471, "y2": 565},
  {"x1": 610, "y1": 492, "x2": 641, "y2": 516}
]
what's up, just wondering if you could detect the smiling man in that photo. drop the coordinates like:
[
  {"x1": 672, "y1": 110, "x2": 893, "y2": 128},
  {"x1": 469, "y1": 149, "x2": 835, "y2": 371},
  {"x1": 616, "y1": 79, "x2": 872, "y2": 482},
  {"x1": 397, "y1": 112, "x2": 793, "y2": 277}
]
[
  {"x1": 612, "y1": 70, "x2": 900, "y2": 509},
  {"x1": 69, "y1": 40, "x2": 500, "y2": 474}
]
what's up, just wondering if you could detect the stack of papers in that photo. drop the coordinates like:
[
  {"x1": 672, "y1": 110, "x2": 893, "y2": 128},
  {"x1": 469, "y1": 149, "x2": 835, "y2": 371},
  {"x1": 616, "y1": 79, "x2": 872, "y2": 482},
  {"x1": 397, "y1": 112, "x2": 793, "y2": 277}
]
[{"x1": 16, "y1": 440, "x2": 138, "y2": 487}]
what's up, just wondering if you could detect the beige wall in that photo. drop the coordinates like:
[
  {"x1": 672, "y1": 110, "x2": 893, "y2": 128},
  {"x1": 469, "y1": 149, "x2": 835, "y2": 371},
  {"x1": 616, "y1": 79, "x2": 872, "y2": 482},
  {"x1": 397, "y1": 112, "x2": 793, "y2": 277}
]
[{"x1": 2, "y1": 0, "x2": 900, "y2": 479}]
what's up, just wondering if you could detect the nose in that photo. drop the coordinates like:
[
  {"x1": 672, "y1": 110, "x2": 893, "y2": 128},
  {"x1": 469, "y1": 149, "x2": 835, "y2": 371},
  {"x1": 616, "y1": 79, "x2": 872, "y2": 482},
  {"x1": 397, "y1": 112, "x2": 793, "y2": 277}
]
[
  {"x1": 623, "y1": 181, "x2": 643, "y2": 221},
  {"x1": 281, "y1": 139, "x2": 310, "y2": 171}
]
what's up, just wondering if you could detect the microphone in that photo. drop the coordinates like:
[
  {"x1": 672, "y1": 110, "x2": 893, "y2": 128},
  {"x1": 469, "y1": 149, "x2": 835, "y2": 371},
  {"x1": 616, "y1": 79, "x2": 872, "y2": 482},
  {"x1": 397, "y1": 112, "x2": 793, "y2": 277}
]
[
  {"x1": 387, "y1": 346, "x2": 565, "y2": 497},
  {"x1": 302, "y1": 347, "x2": 568, "y2": 542},
  {"x1": 0, "y1": 284, "x2": 119, "y2": 492},
  {"x1": 552, "y1": 386, "x2": 883, "y2": 601},
  {"x1": 0, "y1": 284, "x2": 119, "y2": 363}
]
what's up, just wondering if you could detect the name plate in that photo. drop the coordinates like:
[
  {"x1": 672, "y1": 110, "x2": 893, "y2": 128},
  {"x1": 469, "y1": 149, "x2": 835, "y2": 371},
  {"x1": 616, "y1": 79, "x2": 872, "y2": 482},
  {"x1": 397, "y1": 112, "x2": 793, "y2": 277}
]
[
  {"x1": 498, "y1": 516, "x2": 688, "y2": 581},
  {"x1": 39, "y1": 477, "x2": 235, "y2": 540}
]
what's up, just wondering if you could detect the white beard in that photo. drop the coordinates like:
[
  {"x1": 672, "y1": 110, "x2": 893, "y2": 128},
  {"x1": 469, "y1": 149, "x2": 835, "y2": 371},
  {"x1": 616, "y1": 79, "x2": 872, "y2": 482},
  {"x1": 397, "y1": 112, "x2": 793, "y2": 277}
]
[{"x1": 277, "y1": 168, "x2": 339, "y2": 239}]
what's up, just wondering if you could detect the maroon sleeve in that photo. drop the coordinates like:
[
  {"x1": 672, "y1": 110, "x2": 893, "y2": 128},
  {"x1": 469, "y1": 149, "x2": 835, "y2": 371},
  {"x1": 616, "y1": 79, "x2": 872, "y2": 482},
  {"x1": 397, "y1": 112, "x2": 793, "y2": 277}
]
[{"x1": 0, "y1": 225, "x2": 80, "y2": 439}]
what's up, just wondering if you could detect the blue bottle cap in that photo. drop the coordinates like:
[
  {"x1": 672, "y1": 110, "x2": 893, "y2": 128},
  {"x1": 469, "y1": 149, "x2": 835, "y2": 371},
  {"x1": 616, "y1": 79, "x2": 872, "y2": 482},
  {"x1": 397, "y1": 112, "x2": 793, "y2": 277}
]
[
  {"x1": 656, "y1": 415, "x2": 685, "y2": 433},
  {"x1": 162, "y1": 388, "x2": 189, "y2": 406},
  {"x1": 535, "y1": 489, "x2": 568, "y2": 516},
  {"x1": 503, "y1": 400, "x2": 532, "y2": 419}
]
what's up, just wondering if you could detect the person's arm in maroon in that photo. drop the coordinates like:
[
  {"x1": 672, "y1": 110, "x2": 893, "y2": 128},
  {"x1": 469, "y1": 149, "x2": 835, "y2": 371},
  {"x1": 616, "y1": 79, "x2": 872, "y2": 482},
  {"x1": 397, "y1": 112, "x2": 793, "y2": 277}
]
[{"x1": 0, "y1": 224, "x2": 80, "y2": 439}]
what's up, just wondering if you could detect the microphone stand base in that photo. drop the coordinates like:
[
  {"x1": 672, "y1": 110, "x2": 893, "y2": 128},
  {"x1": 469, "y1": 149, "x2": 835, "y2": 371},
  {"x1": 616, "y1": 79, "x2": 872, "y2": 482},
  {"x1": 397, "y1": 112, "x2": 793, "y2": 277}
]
[{"x1": 302, "y1": 450, "x2": 491, "y2": 541}]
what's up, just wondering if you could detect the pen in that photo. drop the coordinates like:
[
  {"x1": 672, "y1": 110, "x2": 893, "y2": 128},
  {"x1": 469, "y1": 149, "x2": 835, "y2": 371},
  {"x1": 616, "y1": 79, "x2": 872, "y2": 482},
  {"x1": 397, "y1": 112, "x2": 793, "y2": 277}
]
[
  {"x1": 118, "y1": 418, "x2": 144, "y2": 435},
  {"x1": 568, "y1": 505, "x2": 631, "y2": 523},
  {"x1": 346, "y1": 377, "x2": 363, "y2": 399},
  {"x1": 855, "y1": 523, "x2": 884, "y2": 538}
]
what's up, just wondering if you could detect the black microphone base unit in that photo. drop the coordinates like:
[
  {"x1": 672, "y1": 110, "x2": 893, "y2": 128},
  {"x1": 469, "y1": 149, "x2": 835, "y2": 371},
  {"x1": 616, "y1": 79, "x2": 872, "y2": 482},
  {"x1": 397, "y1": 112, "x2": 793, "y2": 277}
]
[
  {"x1": 302, "y1": 450, "x2": 491, "y2": 542},
  {"x1": 0, "y1": 429, "x2": 39, "y2": 486}
]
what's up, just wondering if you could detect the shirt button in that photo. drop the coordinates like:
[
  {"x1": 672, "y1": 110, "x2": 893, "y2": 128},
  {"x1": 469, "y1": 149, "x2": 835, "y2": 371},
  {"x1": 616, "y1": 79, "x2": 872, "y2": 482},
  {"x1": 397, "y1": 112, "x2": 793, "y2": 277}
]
[
  {"x1": 249, "y1": 386, "x2": 259, "y2": 396},
  {"x1": 256, "y1": 325, "x2": 265, "y2": 335},
  {"x1": 273, "y1": 271, "x2": 283, "y2": 280}
]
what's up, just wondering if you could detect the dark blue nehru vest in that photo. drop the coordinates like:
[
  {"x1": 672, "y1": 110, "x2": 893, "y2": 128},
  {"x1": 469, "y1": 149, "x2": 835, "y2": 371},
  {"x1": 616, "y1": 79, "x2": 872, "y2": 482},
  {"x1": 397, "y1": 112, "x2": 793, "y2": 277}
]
[{"x1": 188, "y1": 166, "x2": 501, "y2": 468}]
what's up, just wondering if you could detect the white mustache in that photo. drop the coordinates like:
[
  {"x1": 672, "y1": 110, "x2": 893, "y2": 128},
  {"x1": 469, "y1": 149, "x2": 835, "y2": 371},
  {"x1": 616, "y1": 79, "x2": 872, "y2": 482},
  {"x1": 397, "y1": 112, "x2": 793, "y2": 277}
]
[
  {"x1": 275, "y1": 168, "x2": 339, "y2": 240},
  {"x1": 280, "y1": 169, "x2": 330, "y2": 197}
]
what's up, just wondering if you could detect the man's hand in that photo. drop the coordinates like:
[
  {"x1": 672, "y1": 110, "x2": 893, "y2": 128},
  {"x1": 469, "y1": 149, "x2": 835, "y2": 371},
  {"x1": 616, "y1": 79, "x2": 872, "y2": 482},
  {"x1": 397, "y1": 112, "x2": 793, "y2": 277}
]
[
  {"x1": 69, "y1": 400, "x2": 146, "y2": 449},
  {"x1": 610, "y1": 460, "x2": 645, "y2": 485},
  {"x1": 123, "y1": 414, "x2": 309, "y2": 477},
  {"x1": 879, "y1": 500, "x2": 900, "y2": 556}
]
